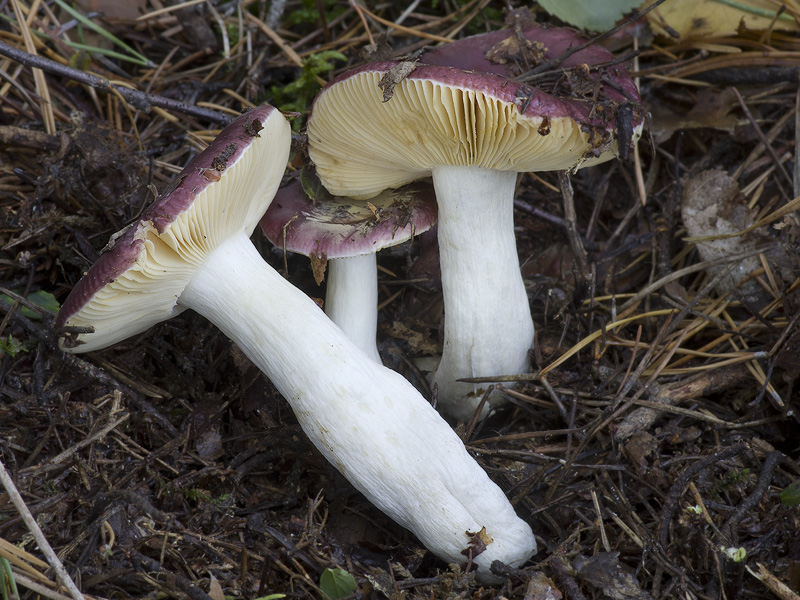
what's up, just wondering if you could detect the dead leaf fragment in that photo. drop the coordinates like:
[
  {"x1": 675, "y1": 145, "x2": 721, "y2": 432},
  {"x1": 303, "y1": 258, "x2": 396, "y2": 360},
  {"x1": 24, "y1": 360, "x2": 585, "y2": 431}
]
[
  {"x1": 378, "y1": 61, "x2": 418, "y2": 102},
  {"x1": 208, "y1": 575, "x2": 225, "y2": 600},
  {"x1": 680, "y1": 170, "x2": 768, "y2": 296},
  {"x1": 649, "y1": 88, "x2": 739, "y2": 144},
  {"x1": 645, "y1": 0, "x2": 800, "y2": 39},
  {"x1": 384, "y1": 321, "x2": 440, "y2": 355},
  {"x1": 525, "y1": 572, "x2": 563, "y2": 600},
  {"x1": 462, "y1": 526, "x2": 493, "y2": 558},
  {"x1": 485, "y1": 35, "x2": 546, "y2": 77},
  {"x1": 573, "y1": 552, "x2": 652, "y2": 600},
  {"x1": 211, "y1": 143, "x2": 237, "y2": 171},
  {"x1": 623, "y1": 431, "x2": 658, "y2": 473},
  {"x1": 309, "y1": 252, "x2": 328, "y2": 286},
  {"x1": 359, "y1": 34, "x2": 394, "y2": 62}
]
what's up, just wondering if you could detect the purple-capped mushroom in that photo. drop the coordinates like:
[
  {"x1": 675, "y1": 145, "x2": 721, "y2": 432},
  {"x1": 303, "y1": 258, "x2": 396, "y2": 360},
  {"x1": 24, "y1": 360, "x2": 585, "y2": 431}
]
[
  {"x1": 54, "y1": 106, "x2": 535, "y2": 582},
  {"x1": 307, "y1": 25, "x2": 644, "y2": 421},
  {"x1": 261, "y1": 177, "x2": 437, "y2": 362}
]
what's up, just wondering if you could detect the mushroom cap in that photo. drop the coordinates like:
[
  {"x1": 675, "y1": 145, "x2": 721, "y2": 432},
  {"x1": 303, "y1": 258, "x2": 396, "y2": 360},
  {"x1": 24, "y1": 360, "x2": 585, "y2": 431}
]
[
  {"x1": 260, "y1": 177, "x2": 437, "y2": 259},
  {"x1": 420, "y1": 25, "x2": 622, "y2": 77},
  {"x1": 307, "y1": 25, "x2": 643, "y2": 199},
  {"x1": 55, "y1": 105, "x2": 291, "y2": 353}
]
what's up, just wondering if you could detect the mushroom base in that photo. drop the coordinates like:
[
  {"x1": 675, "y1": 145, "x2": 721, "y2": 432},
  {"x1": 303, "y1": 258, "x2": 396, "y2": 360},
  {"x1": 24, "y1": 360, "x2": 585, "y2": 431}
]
[{"x1": 180, "y1": 234, "x2": 536, "y2": 582}]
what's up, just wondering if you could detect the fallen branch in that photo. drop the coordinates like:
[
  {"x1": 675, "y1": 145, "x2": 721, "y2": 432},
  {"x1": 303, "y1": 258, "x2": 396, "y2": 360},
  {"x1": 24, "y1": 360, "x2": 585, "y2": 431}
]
[{"x1": 0, "y1": 40, "x2": 231, "y2": 126}]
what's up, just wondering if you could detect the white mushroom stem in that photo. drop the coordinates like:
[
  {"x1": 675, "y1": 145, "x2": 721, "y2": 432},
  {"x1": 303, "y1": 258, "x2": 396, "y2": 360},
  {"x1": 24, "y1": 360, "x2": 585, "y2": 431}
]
[
  {"x1": 431, "y1": 166, "x2": 535, "y2": 422},
  {"x1": 180, "y1": 233, "x2": 536, "y2": 582},
  {"x1": 325, "y1": 254, "x2": 381, "y2": 363}
]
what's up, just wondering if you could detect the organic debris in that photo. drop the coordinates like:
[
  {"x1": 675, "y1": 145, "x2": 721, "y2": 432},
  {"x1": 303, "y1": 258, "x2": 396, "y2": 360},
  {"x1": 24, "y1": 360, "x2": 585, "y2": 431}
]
[{"x1": 0, "y1": 2, "x2": 799, "y2": 600}]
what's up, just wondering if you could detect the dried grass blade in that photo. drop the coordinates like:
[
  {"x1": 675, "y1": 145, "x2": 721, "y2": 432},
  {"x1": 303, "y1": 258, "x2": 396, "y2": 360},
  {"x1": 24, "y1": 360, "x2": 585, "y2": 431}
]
[
  {"x1": 11, "y1": 0, "x2": 55, "y2": 134},
  {"x1": 0, "y1": 537, "x2": 49, "y2": 577},
  {"x1": 540, "y1": 308, "x2": 678, "y2": 376},
  {"x1": 51, "y1": 0, "x2": 152, "y2": 66}
]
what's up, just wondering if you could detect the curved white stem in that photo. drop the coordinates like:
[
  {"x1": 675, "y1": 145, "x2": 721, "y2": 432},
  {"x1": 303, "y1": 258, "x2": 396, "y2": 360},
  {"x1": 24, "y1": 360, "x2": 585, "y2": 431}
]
[
  {"x1": 325, "y1": 254, "x2": 381, "y2": 363},
  {"x1": 180, "y1": 234, "x2": 536, "y2": 582},
  {"x1": 431, "y1": 166, "x2": 535, "y2": 422}
]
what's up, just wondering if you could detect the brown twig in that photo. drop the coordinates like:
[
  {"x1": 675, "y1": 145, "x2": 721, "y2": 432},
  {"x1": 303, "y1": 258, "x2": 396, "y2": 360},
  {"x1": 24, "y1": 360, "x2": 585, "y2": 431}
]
[
  {"x1": 559, "y1": 171, "x2": 590, "y2": 276},
  {"x1": 0, "y1": 39, "x2": 232, "y2": 125}
]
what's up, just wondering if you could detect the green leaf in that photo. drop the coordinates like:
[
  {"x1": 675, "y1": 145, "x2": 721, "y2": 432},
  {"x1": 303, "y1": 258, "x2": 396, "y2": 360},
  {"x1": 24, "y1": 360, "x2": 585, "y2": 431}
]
[
  {"x1": 1, "y1": 556, "x2": 20, "y2": 600},
  {"x1": 253, "y1": 595, "x2": 286, "y2": 600},
  {"x1": 780, "y1": 483, "x2": 800, "y2": 507},
  {"x1": 27, "y1": 290, "x2": 60, "y2": 316},
  {"x1": 269, "y1": 51, "x2": 346, "y2": 126},
  {"x1": 0, "y1": 290, "x2": 59, "y2": 320},
  {"x1": 0, "y1": 335, "x2": 31, "y2": 358},
  {"x1": 537, "y1": 0, "x2": 642, "y2": 32},
  {"x1": 319, "y1": 568, "x2": 356, "y2": 600}
]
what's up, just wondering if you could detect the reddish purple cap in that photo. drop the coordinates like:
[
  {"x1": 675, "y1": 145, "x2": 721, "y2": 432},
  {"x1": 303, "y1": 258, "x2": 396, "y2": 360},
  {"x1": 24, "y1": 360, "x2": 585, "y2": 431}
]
[
  {"x1": 421, "y1": 25, "x2": 629, "y2": 81},
  {"x1": 261, "y1": 177, "x2": 437, "y2": 259},
  {"x1": 55, "y1": 105, "x2": 291, "y2": 353},
  {"x1": 307, "y1": 25, "x2": 643, "y2": 199}
]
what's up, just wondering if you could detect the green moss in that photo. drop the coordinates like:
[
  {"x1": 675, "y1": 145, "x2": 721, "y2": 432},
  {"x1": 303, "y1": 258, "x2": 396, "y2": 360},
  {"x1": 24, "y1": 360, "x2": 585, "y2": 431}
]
[{"x1": 269, "y1": 51, "x2": 346, "y2": 129}]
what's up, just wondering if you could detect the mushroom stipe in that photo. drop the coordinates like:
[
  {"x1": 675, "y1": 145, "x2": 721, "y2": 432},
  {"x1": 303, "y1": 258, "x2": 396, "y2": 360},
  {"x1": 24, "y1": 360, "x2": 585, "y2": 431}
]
[{"x1": 307, "y1": 25, "x2": 644, "y2": 421}]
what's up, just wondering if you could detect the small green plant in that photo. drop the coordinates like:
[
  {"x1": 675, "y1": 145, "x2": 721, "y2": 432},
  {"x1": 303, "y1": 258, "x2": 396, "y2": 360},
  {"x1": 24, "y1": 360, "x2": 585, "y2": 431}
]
[
  {"x1": 182, "y1": 489, "x2": 232, "y2": 506},
  {"x1": 720, "y1": 545, "x2": 747, "y2": 562},
  {"x1": 209, "y1": 492, "x2": 232, "y2": 506},
  {"x1": 226, "y1": 23, "x2": 240, "y2": 48},
  {"x1": 0, "y1": 290, "x2": 59, "y2": 320},
  {"x1": 1, "y1": 557, "x2": 20, "y2": 600},
  {"x1": 269, "y1": 51, "x2": 346, "y2": 127},
  {"x1": 0, "y1": 335, "x2": 31, "y2": 358},
  {"x1": 319, "y1": 568, "x2": 356, "y2": 600},
  {"x1": 182, "y1": 488, "x2": 211, "y2": 503},
  {"x1": 713, "y1": 468, "x2": 751, "y2": 496},
  {"x1": 780, "y1": 483, "x2": 800, "y2": 506}
]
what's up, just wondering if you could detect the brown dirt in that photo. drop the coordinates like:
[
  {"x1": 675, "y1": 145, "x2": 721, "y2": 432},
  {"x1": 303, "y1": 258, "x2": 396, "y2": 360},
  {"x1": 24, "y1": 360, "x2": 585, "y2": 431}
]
[{"x1": 1, "y1": 2, "x2": 799, "y2": 599}]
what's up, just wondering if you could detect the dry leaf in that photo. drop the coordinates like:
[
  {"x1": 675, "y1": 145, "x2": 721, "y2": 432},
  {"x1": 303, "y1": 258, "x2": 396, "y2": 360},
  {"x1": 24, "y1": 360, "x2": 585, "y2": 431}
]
[
  {"x1": 680, "y1": 170, "x2": 768, "y2": 296},
  {"x1": 76, "y1": 0, "x2": 147, "y2": 20},
  {"x1": 378, "y1": 61, "x2": 418, "y2": 102},
  {"x1": 384, "y1": 321, "x2": 440, "y2": 355},
  {"x1": 573, "y1": 552, "x2": 652, "y2": 600},
  {"x1": 462, "y1": 526, "x2": 493, "y2": 558},
  {"x1": 644, "y1": 0, "x2": 800, "y2": 38},
  {"x1": 208, "y1": 575, "x2": 225, "y2": 600},
  {"x1": 309, "y1": 252, "x2": 328, "y2": 286},
  {"x1": 525, "y1": 572, "x2": 564, "y2": 600}
]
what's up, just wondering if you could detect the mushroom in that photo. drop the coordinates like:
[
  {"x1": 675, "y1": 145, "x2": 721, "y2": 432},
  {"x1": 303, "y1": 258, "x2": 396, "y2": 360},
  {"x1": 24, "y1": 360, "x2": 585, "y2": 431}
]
[
  {"x1": 261, "y1": 176, "x2": 437, "y2": 362},
  {"x1": 55, "y1": 106, "x2": 535, "y2": 582},
  {"x1": 306, "y1": 25, "x2": 643, "y2": 421}
]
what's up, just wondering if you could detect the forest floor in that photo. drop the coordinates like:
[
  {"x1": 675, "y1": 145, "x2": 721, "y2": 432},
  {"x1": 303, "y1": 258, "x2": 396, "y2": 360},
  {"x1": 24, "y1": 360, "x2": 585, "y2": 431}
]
[{"x1": 1, "y1": 1, "x2": 799, "y2": 599}]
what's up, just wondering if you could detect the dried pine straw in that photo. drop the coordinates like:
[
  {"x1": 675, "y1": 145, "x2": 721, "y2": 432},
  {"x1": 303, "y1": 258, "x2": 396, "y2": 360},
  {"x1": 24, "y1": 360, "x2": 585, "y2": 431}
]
[{"x1": 1, "y1": 1, "x2": 799, "y2": 600}]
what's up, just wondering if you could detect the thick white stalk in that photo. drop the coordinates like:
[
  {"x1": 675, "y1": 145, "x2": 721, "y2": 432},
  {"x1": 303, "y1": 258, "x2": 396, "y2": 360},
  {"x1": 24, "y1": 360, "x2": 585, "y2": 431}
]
[
  {"x1": 431, "y1": 166, "x2": 535, "y2": 421},
  {"x1": 325, "y1": 254, "x2": 381, "y2": 363},
  {"x1": 180, "y1": 234, "x2": 535, "y2": 582}
]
